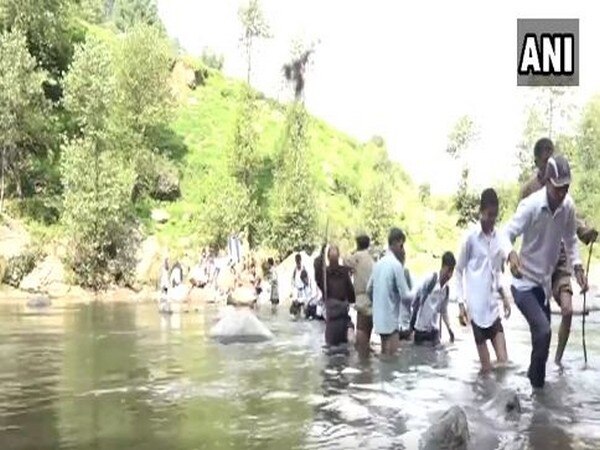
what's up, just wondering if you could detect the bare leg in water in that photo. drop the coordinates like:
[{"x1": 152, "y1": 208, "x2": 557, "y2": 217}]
[
  {"x1": 491, "y1": 330, "x2": 509, "y2": 366},
  {"x1": 555, "y1": 289, "x2": 573, "y2": 366}
]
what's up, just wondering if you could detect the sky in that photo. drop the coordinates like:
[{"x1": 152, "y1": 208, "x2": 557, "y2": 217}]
[{"x1": 157, "y1": 0, "x2": 600, "y2": 195}]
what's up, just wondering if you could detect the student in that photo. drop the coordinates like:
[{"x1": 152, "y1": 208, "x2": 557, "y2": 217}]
[
  {"x1": 367, "y1": 227, "x2": 410, "y2": 356},
  {"x1": 290, "y1": 269, "x2": 314, "y2": 318},
  {"x1": 266, "y1": 258, "x2": 279, "y2": 312},
  {"x1": 411, "y1": 252, "x2": 456, "y2": 345},
  {"x1": 345, "y1": 234, "x2": 375, "y2": 354},
  {"x1": 502, "y1": 155, "x2": 588, "y2": 389},
  {"x1": 455, "y1": 188, "x2": 511, "y2": 373},
  {"x1": 520, "y1": 138, "x2": 598, "y2": 366},
  {"x1": 292, "y1": 253, "x2": 308, "y2": 292}
]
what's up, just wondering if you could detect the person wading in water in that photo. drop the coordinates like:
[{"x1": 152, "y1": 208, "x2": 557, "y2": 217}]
[
  {"x1": 345, "y1": 234, "x2": 375, "y2": 356},
  {"x1": 315, "y1": 244, "x2": 356, "y2": 347},
  {"x1": 367, "y1": 228, "x2": 410, "y2": 356},
  {"x1": 455, "y1": 188, "x2": 511, "y2": 373},
  {"x1": 502, "y1": 155, "x2": 588, "y2": 389},
  {"x1": 520, "y1": 138, "x2": 597, "y2": 366}
]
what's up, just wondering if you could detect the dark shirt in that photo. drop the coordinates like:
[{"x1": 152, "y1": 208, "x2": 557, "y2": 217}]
[{"x1": 314, "y1": 256, "x2": 355, "y2": 304}]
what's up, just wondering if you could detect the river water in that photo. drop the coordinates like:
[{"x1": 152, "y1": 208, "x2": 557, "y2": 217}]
[{"x1": 1, "y1": 299, "x2": 600, "y2": 450}]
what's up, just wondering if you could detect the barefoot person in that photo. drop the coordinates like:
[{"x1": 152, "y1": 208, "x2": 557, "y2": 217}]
[
  {"x1": 367, "y1": 228, "x2": 410, "y2": 356},
  {"x1": 502, "y1": 155, "x2": 588, "y2": 389},
  {"x1": 520, "y1": 138, "x2": 598, "y2": 366},
  {"x1": 455, "y1": 188, "x2": 511, "y2": 373},
  {"x1": 345, "y1": 234, "x2": 375, "y2": 355}
]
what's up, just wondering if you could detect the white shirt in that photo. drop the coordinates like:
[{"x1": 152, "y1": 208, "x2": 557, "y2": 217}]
[
  {"x1": 414, "y1": 277, "x2": 449, "y2": 332},
  {"x1": 500, "y1": 187, "x2": 581, "y2": 299},
  {"x1": 455, "y1": 222, "x2": 504, "y2": 328}
]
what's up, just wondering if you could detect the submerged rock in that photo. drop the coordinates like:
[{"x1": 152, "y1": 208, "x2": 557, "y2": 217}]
[
  {"x1": 209, "y1": 306, "x2": 273, "y2": 344},
  {"x1": 420, "y1": 405, "x2": 469, "y2": 450},
  {"x1": 483, "y1": 388, "x2": 522, "y2": 421},
  {"x1": 26, "y1": 295, "x2": 51, "y2": 308}
]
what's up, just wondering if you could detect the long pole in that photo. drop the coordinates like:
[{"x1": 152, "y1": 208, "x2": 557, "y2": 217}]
[
  {"x1": 323, "y1": 218, "x2": 329, "y2": 302},
  {"x1": 583, "y1": 241, "x2": 594, "y2": 366}
]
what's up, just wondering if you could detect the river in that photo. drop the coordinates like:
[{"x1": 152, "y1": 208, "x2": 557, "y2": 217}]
[{"x1": 1, "y1": 299, "x2": 600, "y2": 449}]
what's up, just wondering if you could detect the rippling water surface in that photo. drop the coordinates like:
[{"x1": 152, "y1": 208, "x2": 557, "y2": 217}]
[{"x1": 1, "y1": 299, "x2": 600, "y2": 449}]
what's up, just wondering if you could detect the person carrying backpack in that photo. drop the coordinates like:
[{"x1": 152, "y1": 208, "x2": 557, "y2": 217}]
[{"x1": 411, "y1": 252, "x2": 456, "y2": 345}]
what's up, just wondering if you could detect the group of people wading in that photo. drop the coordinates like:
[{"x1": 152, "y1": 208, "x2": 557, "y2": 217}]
[{"x1": 311, "y1": 138, "x2": 597, "y2": 390}]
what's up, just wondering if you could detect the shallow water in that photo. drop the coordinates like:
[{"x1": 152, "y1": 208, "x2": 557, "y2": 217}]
[{"x1": 1, "y1": 300, "x2": 600, "y2": 449}]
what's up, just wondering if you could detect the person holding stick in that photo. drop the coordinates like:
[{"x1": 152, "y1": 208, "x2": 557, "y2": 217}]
[
  {"x1": 502, "y1": 155, "x2": 588, "y2": 389},
  {"x1": 520, "y1": 138, "x2": 598, "y2": 366}
]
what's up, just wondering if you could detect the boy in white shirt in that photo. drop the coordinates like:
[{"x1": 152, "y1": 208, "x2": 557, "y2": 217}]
[{"x1": 455, "y1": 188, "x2": 511, "y2": 373}]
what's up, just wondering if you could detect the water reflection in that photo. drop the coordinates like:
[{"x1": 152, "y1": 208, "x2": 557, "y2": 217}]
[{"x1": 0, "y1": 301, "x2": 599, "y2": 449}]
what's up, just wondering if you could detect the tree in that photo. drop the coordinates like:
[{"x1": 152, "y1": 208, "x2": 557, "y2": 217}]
[
  {"x1": 201, "y1": 174, "x2": 251, "y2": 249},
  {"x1": 61, "y1": 36, "x2": 138, "y2": 289},
  {"x1": 516, "y1": 88, "x2": 575, "y2": 183},
  {"x1": 0, "y1": 28, "x2": 49, "y2": 211},
  {"x1": 238, "y1": 0, "x2": 271, "y2": 84},
  {"x1": 572, "y1": 95, "x2": 600, "y2": 226},
  {"x1": 114, "y1": 23, "x2": 174, "y2": 196},
  {"x1": 446, "y1": 115, "x2": 478, "y2": 158},
  {"x1": 446, "y1": 115, "x2": 479, "y2": 227},
  {"x1": 269, "y1": 103, "x2": 317, "y2": 257},
  {"x1": 516, "y1": 106, "x2": 545, "y2": 183},
  {"x1": 361, "y1": 157, "x2": 395, "y2": 247},
  {"x1": 228, "y1": 87, "x2": 262, "y2": 245},
  {"x1": 0, "y1": 0, "x2": 82, "y2": 100},
  {"x1": 115, "y1": 23, "x2": 173, "y2": 138},
  {"x1": 454, "y1": 167, "x2": 479, "y2": 228},
  {"x1": 112, "y1": 0, "x2": 162, "y2": 32}
]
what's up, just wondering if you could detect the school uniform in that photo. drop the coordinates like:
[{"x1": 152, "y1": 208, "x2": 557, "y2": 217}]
[{"x1": 455, "y1": 222, "x2": 505, "y2": 346}]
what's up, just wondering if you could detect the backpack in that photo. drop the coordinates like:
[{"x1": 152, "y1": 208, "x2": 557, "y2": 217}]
[{"x1": 409, "y1": 272, "x2": 438, "y2": 332}]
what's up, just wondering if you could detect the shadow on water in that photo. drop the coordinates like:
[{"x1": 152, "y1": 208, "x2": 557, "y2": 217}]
[{"x1": 1, "y1": 301, "x2": 600, "y2": 449}]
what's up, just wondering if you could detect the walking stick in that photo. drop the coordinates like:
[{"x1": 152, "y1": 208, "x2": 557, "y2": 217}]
[{"x1": 583, "y1": 240, "x2": 594, "y2": 366}]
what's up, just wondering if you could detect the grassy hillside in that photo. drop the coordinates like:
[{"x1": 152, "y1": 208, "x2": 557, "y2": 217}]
[{"x1": 145, "y1": 64, "x2": 460, "y2": 274}]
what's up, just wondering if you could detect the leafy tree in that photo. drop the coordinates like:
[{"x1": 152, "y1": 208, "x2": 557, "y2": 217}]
[
  {"x1": 361, "y1": 155, "x2": 395, "y2": 247},
  {"x1": 228, "y1": 87, "x2": 262, "y2": 245},
  {"x1": 516, "y1": 106, "x2": 545, "y2": 183},
  {"x1": 446, "y1": 115, "x2": 479, "y2": 227},
  {"x1": 238, "y1": 0, "x2": 271, "y2": 84},
  {"x1": 269, "y1": 103, "x2": 317, "y2": 257},
  {"x1": 446, "y1": 115, "x2": 478, "y2": 158},
  {"x1": 201, "y1": 174, "x2": 251, "y2": 249},
  {"x1": 115, "y1": 23, "x2": 173, "y2": 138},
  {"x1": 0, "y1": 28, "x2": 49, "y2": 211},
  {"x1": 112, "y1": 0, "x2": 161, "y2": 31},
  {"x1": 572, "y1": 95, "x2": 600, "y2": 226},
  {"x1": 454, "y1": 167, "x2": 479, "y2": 228},
  {"x1": 201, "y1": 47, "x2": 224, "y2": 71},
  {"x1": 0, "y1": 0, "x2": 83, "y2": 100},
  {"x1": 61, "y1": 36, "x2": 138, "y2": 289}
]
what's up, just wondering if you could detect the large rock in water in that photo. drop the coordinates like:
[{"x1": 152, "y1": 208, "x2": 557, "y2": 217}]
[
  {"x1": 420, "y1": 406, "x2": 470, "y2": 450},
  {"x1": 209, "y1": 306, "x2": 273, "y2": 344},
  {"x1": 482, "y1": 388, "x2": 522, "y2": 421},
  {"x1": 227, "y1": 286, "x2": 257, "y2": 307},
  {"x1": 20, "y1": 255, "x2": 69, "y2": 297}
]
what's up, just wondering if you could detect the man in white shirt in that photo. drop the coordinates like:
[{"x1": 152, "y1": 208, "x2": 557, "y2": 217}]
[
  {"x1": 501, "y1": 155, "x2": 588, "y2": 389},
  {"x1": 455, "y1": 188, "x2": 511, "y2": 373}
]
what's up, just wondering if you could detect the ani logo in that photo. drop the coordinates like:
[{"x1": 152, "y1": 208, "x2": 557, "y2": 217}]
[{"x1": 517, "y1": 19, "x2": 579, "y2": 87}]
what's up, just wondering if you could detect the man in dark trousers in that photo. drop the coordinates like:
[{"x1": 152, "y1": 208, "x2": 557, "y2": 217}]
[
  {"x1": 314, "y1": 244, "x2": 356, "y2": 346},
  {"x1": 520, "y1": 138, "x2": 597, "y2": 366},
  {"x1": 502, "y1": 155, "x2": 588, "y2": 389}
]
